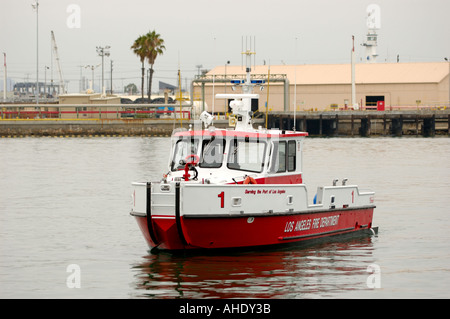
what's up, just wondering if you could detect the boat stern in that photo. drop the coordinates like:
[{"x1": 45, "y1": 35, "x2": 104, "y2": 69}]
[{"x1": 130, "y1": 181, "x2": 186, "y2": 250}]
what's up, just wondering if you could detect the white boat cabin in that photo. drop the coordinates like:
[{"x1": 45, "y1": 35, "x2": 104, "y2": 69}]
[{"x1": 166, "y1": 128, "x2": 308, "y2": 185}]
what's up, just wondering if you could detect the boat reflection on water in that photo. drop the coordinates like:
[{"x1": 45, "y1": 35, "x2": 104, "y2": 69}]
[{"x1": 130, "y1": 236, "x2": 378, "y2": 299}]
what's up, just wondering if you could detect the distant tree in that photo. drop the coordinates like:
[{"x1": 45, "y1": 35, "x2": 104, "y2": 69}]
[
  {"x1": 131, "y1": 30, "x2": 166, "y2": 101},
  {"x1": 124, "y1": 83, "x2": 137, "y2": 95},
  {"x1": 131, "y1": 35, "x2": 148, "y2": 100},
  {"x1": 144, "y1": 30, "x2": 166, "y2": 101}
]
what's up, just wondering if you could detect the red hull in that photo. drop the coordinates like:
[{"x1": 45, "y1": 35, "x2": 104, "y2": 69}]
[{"x1": 133, "y1": 206, "x2": 375, "y2": 251}]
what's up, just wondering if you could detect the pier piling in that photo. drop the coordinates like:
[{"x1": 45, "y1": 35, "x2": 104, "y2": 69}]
[
  {"x1": 423, "y1": 115, "x2": 435, "y2": 137},
  {"x1": 391, "y1": 116, "x2": 403, "y2": 136},
  {"x1": 266, "y1": 110, "x2": 449, "y2": 137}
]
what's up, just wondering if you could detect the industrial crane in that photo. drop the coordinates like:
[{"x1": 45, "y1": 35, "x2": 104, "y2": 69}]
[{"x1": 51, "y1": 31, "x2": 66, "y2": 94}]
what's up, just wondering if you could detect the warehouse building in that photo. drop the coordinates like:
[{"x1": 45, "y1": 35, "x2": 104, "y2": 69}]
[{"x1": 193, "y1": 62, "x2": 449, "y2": 113}]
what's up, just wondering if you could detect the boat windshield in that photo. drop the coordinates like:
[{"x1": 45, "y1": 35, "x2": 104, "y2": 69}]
[
  {"x1": 227, "y1": 138, "x2": 267, "y2": 173},
  {"x1": 199, "y1": 137, "x2": 226, "y2": 168},
  {"x1": 171, "y1": 137, "x2": 226, "y2": 171},
  {"x1": 171, "y1": 138, "x2": 200, "y2": 171}
]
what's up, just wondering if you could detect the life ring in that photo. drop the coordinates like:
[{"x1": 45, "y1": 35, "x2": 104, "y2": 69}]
[
  {"x1": 243, "y1": 176, "x2": 257, "y2": 184},
  {"x1": 184, "y1": 154, "x2": 200, "y2": 165}
]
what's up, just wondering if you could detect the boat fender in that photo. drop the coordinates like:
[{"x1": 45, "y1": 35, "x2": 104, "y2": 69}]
[
  {"x1": 313, "y1": 193, "x2": 317, "y2": 204},
  {"x1": 243, "y1": 176, "x2": 257, "y2": 184}
]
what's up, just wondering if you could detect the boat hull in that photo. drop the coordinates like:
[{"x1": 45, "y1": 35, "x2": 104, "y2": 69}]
[{"x1": 132, "y1": 206, "x2": 375, "y2": 251}]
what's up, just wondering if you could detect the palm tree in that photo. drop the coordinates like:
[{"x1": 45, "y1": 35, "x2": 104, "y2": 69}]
[
  {"x1": 131, "y1": 30, "x2": 165, "y2": 101},
  {"x1": 131, "y1": 35, "x2": 147, "y2": 100},
  {"x1": 144, "y1": 30, "x2": 165, "y2": 101}
]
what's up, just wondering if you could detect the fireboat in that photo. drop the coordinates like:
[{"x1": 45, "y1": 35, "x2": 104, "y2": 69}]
[{"x1": 130, "y1": 51, "x2": 377, "y2": 252}]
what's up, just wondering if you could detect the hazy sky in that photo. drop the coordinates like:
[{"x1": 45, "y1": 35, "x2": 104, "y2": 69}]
[{"x1": 1, "y1": 0, "x2": 449, "y2": 93}]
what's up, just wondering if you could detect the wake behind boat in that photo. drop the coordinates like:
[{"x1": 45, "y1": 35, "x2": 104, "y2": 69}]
[{"x1": 130, "y1": 50, "x2": 377, "y2": 252}]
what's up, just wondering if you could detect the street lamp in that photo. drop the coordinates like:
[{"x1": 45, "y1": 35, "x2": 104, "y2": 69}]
[
  {"x1": 84, "y1": 64, "x2": 100, "y2": 92},
  {"x1": 96, "y1": 46, "x2": 110, "y2": 96},
  {"x1": 32, "y1": 1, "x2": 39, "y2": 105}
]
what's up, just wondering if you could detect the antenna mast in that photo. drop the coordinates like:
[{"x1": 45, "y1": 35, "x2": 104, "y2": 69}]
[
  {"x1": 362, "y1": 4, "x2": 381, "y2": 63},
  {"x1": 241, "y1": 36, "x2": 256, "y2": 93},
  {"x1": 216, "y1": 37, "x2": 258, "y2": 131}
]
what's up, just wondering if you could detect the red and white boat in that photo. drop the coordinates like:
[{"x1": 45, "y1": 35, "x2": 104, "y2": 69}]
[{"x1": 130, "y1": 51, "x2": 377, "y2": 252}]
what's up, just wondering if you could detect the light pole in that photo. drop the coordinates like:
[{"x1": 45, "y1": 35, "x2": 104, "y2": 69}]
[
  {"x1": 96, "y1": 46, "x2": 110, "y2": 96},
  {"x1": 110, "y1": 60, "x2": 113, "y2": 95},
  {"x1": 224, "y1": 60, "x2": 230, "y2": 115},
  {"x1": 32, "y1": 1, "x2": 39, "y2": 105},
  {"x1": 84, "y1": 64, "x2": 100, "y2": 92},
  {"x1": 44, "y1": 66, "x2": 49, "y2": 98},
  {"x1": 2, "y1": 52, "x2": 6, "y2": 102},
  {"x1": 446, "y1": 57, "x2": 450, "y2": 108}
]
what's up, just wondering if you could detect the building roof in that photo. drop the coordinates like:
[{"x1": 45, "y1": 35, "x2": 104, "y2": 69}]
[
  {"x1": 159, "y1": 81, "x2": 177, "y2": 91},
  {"x1": 208, "y1": 62, "x2": 449, "y2": 85}
]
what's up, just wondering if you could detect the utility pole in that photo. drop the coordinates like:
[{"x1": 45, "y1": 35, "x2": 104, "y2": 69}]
[
  {"x1": 78, "y1": 66, "x2": 83, "y2": 93},
  {"x1": 110, "y1": 60, "x2": 113, "y2": 95},
  {"x1": 44, "y1": 66, "x2": 49, "y2": 98},
  {"x1": 3, "y1": 52, "x2": 6, "y2": 102},
  {"x1": 84, "y1": 64, "x2": 100, "y2": 92},
  {"x1": 196, "y1": 64, "x2": 202, "y2": 77},
  {"x1": 96, "y1": 46, "x2": 110, "y2": 96},
  {"x1": 351, "y1": 35, "x2": 356, "y2": 108}
]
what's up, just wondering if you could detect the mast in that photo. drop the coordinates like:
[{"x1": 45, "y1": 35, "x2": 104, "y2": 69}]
[
  {"x1": 362, "y1": 4, "x2": 380, "y2": 63},
  {"x1": 216, "y1": 49, "x2": 258, "y2": 131},
  {"x1": 351, "y1": 36, "x2": 356, "y2": 108}
]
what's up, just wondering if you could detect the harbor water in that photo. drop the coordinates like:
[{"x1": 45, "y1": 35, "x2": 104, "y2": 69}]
[{"x1": 0, "y1": 136, "x2": 449, "y2": 299}]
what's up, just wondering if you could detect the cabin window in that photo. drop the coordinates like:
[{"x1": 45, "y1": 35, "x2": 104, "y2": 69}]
[
  {"x1": 288, "y1": 140, "x2": 296, "y2": 172},
  {"x1": 171, "y1": 138, "x2": 199, "y2": 171},
  {"x1": 199, "y1": 137, "x2": 225, "y2": 168},
  {"x1": 227, "y1": 138, "x2": 266, "y2": 173},
  {"x1": 270, "y1": 140, "x2": 296, "y2": 173},
  {"x1": 277, "y1": 141, "x2": 286, "y2": 172}
]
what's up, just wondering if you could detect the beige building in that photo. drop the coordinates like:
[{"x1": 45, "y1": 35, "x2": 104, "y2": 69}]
[
  {"x1": 194, "y1": 62, "x2": 450, "y2": 113},
  {"x1": 58, "y1": 93, "x2": 121, "y2": 119}
]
